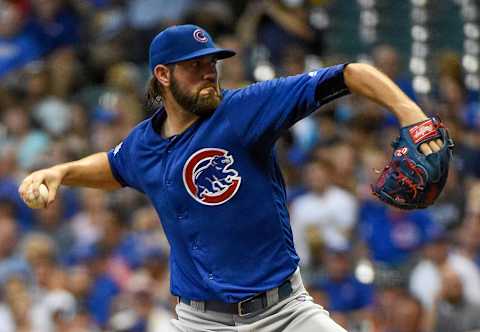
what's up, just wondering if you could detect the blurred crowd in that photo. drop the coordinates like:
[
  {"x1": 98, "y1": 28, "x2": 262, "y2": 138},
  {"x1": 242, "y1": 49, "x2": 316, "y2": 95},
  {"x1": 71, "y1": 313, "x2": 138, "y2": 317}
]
[{"x1": 0, "y1": 0, "x2": 479, "y2": 331}]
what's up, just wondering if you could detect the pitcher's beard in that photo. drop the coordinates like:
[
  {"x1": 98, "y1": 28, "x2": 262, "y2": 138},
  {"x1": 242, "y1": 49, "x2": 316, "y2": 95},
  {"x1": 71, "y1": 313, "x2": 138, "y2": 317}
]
[{"x1": 170, "y1": 77, "x2": 221, "y2": 116}]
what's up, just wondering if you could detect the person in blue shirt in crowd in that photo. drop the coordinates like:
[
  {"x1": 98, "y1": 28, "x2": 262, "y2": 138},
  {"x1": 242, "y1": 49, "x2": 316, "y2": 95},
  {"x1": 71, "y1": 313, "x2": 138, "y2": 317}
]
[
  {"x1": 19, "y1": 24, "x2": 442, "y2": 331},
  {"x1": 0, "y1": 2, "x2": 44, "y2": 78},
  {"x1": 27, "y1": 0, "x2": 80, "y2": 54},
  {"x1": 73, "y1": 243, "x2": 121, "y2": 328},
  {"x1": 358, "y1": 199, "x2": 437, "y2": 268},
  {"x1": 311, "y1": 245, "x2": 374, "y2": 313},
  {"x1": 309, "y1": 244, "x2": 374, "y2": 331}
]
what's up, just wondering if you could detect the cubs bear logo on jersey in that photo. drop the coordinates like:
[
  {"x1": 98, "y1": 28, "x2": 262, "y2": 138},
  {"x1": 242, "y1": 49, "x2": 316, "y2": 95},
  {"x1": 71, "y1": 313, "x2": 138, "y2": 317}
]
[{"x1": 183, "y1": 148, "x2": 241, "y2": 205}]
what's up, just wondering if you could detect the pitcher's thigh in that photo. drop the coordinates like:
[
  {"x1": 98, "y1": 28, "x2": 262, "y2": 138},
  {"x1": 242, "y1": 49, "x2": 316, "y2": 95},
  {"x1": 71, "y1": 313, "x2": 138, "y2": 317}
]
[
  {"x1": 171, "y1": 303, "x2": 238, "y2": 332},
  {"x1": 283, "y1": 299, "x2": 348, "y2": 332}
]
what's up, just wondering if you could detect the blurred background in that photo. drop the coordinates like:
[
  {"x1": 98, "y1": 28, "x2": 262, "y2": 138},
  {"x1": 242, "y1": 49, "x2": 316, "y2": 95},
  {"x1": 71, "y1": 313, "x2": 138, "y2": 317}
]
[{"x1": 0, "y1": 0, "x2": 479, "y2": 331}]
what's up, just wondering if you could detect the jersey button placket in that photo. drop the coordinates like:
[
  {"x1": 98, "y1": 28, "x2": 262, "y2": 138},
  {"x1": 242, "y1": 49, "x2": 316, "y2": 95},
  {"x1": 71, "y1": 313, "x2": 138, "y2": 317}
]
[{"x1": 176, "y1": 210, "x2": 188, "y2": 221}]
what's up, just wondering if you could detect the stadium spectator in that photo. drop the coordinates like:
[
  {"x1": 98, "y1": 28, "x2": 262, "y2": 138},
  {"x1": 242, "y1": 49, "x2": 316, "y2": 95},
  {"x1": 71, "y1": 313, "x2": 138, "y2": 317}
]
[
  {"x1": 456, "y1": 212, "x2": 480, "y2": 269},
  {"x1": 358, "y1": 200, "x2": 436, "y2": 268},
  {"x1": 409, "y1": 229, "x2": 480, "y2": 310},
  {"x1": 68, "y1": 188, "x2": 109, "y2": 255},
  {"x1": 27, "y1": 0, "x2": 80, "y2": 54},
  {"x1": 428, "y1": 267, "x2": 480, "y2": 332},
  {"x1": 0, "y1": 277, "x2": 34, "y2": 332},
  {"x1": 309, "y1": 245, "x2": 374, "y2": 331},
  {"x1": 1, "y1": 105, "x2": 50, "y2": 171},
  {"x1": 237, "y1": 0, "x2": 324, "y2": 71},
  {"x1": 372, "y1": 44, "x2": 417, "y2": 104},
  {"x1": 216, "y1": 34, "x2": 250, "y2": 89},
  {"x1": 81, "y1": 245, "x2": 121, "y2": 328},
  {"x1": 290, "y1": 156, "x2": 358, "y2": 268},
  {"x1": 387, "y1": 293, "x2": 425, "y2": 332},
  {"x1": 0, "y1": 216, "x2": 30, "y2": 285},
  {"x1": 0, "y1": 1, "x2": 44, "y2": 78}
]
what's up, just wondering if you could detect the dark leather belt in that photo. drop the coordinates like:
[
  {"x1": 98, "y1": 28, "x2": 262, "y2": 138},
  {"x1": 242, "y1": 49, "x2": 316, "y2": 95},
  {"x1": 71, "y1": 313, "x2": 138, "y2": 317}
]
[{"x1": 179, "y1": 279, "x2": 293, "y2": 317}]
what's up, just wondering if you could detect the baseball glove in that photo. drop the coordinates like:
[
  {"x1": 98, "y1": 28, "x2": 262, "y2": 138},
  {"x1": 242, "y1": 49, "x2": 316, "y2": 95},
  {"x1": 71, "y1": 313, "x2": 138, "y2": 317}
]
[{"x1": 371, "y1": 116, "x2": 454, "y2": 209}]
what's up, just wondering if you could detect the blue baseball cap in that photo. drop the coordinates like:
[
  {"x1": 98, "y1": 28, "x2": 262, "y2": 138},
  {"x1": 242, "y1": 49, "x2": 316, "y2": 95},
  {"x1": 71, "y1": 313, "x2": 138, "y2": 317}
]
[{"x1": 149, "y1": 24, "x2": 236, "y2": 72}]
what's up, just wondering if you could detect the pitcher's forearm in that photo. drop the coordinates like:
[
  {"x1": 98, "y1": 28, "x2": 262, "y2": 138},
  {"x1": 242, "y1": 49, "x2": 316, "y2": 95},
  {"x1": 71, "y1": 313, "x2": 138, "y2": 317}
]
[
  {"x1": 53, "y1": 152, "x2": 122, "y2": 190},
  {"x1": 344, "y1": 63, "x2": 427, "y2": 126}
]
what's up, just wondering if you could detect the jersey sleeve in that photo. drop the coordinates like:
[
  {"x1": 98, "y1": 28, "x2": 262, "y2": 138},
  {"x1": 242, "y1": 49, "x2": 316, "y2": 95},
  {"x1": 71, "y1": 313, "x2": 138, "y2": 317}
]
[
  {"x1": 223, "y1": 64, "x2": 350, "y2": 147},
  {"x1": 107, "y1": 132, "x2": 144, "y2": 193}
]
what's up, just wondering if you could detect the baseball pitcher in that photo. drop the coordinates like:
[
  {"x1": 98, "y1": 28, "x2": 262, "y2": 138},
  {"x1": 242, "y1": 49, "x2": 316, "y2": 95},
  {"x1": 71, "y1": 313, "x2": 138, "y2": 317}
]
[{"x1": 19, "y1": 25, "x2": 452, "y2": 331}]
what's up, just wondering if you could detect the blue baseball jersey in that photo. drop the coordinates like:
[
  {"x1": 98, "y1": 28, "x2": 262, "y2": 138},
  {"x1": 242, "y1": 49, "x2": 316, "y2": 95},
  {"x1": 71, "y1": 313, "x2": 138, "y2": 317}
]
[{"x1": 108, "y1": 64, "x2": 350, "y2": 302}]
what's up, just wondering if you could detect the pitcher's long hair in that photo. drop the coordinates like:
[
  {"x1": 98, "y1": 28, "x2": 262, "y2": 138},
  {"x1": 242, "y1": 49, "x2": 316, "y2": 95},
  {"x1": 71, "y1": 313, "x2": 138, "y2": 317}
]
[{"x1": 145, "y1": 64, "x2": 175, "y2": 110}]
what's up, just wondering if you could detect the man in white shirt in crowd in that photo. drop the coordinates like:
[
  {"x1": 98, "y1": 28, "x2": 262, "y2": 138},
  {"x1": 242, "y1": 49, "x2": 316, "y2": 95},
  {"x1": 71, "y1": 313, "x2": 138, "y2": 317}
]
[{"x1": 290, "y1": 156, "x2": 358, "y2": 268}]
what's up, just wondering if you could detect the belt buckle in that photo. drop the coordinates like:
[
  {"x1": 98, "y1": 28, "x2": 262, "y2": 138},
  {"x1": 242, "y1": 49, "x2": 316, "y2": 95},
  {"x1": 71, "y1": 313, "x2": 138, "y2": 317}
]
[{"x1": 237, "y1": 293, "x2": 259, "y2": 317}]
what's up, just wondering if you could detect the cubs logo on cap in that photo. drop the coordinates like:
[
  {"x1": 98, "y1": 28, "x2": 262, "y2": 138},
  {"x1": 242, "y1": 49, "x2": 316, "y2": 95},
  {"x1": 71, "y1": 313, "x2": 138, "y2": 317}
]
[
  {"x1": 183, "y1": 148, "x2": 241, "y2": 206},
  {"x1": 193, "y1": 29, "x2": 208, "y2": 43}
]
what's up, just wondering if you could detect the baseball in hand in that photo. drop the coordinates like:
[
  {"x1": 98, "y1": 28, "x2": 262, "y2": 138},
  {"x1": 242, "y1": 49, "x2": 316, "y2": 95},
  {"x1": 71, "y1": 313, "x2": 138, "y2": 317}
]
[{"x1": 26, "y1": 183, "x2": 49, "y2": 209}]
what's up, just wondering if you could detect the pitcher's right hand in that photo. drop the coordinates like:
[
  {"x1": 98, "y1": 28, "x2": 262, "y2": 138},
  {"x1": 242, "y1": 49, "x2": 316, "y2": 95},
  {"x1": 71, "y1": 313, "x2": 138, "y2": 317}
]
[{"x1": 18, "y1": 167, "x2": 64, "y2": 208}]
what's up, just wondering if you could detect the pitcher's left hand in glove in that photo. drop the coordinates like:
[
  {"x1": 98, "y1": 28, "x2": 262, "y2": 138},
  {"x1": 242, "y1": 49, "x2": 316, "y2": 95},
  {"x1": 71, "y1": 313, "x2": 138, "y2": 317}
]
[{"x1": 372, "y1": 116, "x2": 454, "y2": 209}]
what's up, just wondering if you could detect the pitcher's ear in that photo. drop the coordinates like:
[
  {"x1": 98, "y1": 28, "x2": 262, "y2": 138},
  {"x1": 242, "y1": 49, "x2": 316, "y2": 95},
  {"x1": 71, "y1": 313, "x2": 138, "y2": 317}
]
[{"x1": 154, "y1": 64, "x2": 172, "y2": 87}]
